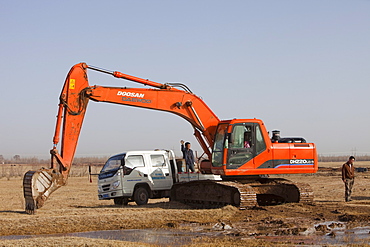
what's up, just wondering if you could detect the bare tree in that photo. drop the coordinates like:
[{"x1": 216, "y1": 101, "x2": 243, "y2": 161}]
[{"x1": 13, "y1": 155, "x2": 20, "y2": 163}]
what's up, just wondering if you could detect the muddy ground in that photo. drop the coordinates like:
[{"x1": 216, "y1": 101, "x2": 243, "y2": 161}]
[{"x1": 1, "y1": 162, "x2": 370, "y2": 246}]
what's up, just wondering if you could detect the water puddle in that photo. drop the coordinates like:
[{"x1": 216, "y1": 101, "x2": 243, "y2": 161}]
[
  {"x1": 258, "y1": 221, "x2": 370, "y2": 245},
  {"x1": 313, "y1": 221, "x2": 370, "y2": 245},
  {"x1": 1, "y1": 222, "x2": 369, "y2": 245},
  {"x1": 321, "y1": 226, "x2": 370, "y2": 244},
  {"x1": 0, "y1": 229, "x2": 197, "y2": 246}
]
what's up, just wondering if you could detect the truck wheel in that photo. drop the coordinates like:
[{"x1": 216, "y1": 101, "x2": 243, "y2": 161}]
[
  {"x1": 134, "y1": 187, "x2": 149, "y2": 205},
  {"x1": 114, "y1": 197, "x2": 129, "y2": 206}
]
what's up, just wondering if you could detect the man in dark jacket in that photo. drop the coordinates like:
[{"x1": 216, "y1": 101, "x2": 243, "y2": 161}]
[
  {"x1": 342, "y1": 156, "x2": 355, "y2": 202},
  {"x1": 181, "y1": 140, "x2": 195, "y2": 172}
]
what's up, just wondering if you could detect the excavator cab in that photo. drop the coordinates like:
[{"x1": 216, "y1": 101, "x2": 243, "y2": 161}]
[
  {"x1": 210, "y1": 119, "x2": 317, "y2": 177},
  {"x1": 211, "y1": 120, "x2": 270, "y2": 174},
  {"x1": 226, "y1": 122, "x2": 267, "y2": 169}
]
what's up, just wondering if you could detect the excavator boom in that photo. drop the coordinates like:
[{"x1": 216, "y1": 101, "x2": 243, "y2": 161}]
[{"x1": 23, "y1": 63, "x2": 220, "y2": 213}]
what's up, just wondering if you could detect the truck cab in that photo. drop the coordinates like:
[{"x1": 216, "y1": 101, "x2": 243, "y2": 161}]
[
  {"x1": 97, "y1": 149, "x2": 221, "y2": 206},
  {"x1": 98, "y1": 150, "x2": 177, "y2": 205}
]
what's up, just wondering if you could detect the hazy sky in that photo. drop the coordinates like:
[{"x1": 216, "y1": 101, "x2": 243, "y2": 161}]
[{"x1": 1, "y1": 1, "x2": 369, "y2": 159}]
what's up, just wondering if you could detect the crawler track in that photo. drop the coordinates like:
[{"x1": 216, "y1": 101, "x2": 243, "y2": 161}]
[
  {"x1": 284, "y1": 180, "x2": 314, "y2": 204},
  {"x1": 247, "y1": 178, "x2": 314, "y2": 206},
  {"x1": 170, "y1": 178, "x2": 313, "y2": 209},
  {"x1": 171, "y1": 180, "x2": 257, "y2": 208}
]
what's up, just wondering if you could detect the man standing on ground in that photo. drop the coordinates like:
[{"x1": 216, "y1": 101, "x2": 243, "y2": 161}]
[
  {"x1": 180, "y1": 140, "x2": 195, "y2": 172},
  {"x1": 342, "y1": 156, "x2": 355, "y2": 202}
]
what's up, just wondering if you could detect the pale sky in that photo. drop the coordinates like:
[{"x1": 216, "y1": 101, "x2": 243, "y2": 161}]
[{"x1": 1, "y1": 1, "x2": 369, "y2": 159}]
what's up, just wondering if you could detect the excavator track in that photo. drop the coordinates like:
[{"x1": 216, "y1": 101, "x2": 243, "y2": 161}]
[
  {"x1": 281, "y1": 180, "x2": 314, "y2": 204},
  {"x1": 219, "y1": 181, "x2": 258, "y2": 209},
  {"x1": 170, "y1": 178, "x2": 313, "y2": 209},
  {"x1": 243, "y1": 178, "x2": 314, "y2": 206},
  {"x1": 171, "y1": 180, "x2": 257, "y2": 209}
]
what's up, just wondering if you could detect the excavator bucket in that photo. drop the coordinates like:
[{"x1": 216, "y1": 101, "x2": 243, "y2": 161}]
[{"x1": 23, "y1": 168, "x2": 64, "y2": 214}]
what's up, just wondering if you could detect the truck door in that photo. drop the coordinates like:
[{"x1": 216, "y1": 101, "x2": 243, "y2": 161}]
[
  {"x1": 122, "y1": 155, "x2": 146, "y2": 195},
  {"x1": 149, "y1": 153, "x2": 172, "y2": 190}
]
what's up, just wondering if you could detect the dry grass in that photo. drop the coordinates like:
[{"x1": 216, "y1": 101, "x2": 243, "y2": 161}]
[
  {"x1": 0, "y1": 164, "x2": 102, "y2": 180},
  {"x1": 0, "y1": 236, "x2": 273, "y2": 247},
  {"x1": 1, "y1": 162, "x2": 370, "y2": 246},
  {"x1": 318, "y1": 161, "x2": 370, "y2": 168},
  {"x1": 0, "y1": 237, "x2": 155, "y2": 247}
]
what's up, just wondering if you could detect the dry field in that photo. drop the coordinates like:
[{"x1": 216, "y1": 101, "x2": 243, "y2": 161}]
[{"x1": 1, "y1": 162, "x2": 370, "y2": 246}]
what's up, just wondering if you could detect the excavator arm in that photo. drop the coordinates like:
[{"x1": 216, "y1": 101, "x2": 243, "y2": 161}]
[{"x1": 23, "y1": 63, "x2": 220, "y2": 214}]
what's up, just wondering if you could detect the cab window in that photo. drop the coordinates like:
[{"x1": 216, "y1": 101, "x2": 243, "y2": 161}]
[
  {"x1": 151, "y1": 155, "x2": 166, "y2": 167},
  {"x1": 256, "y1": 125, "x2": 266, "y2": 154},
  {"x1": 229, "y1": 125, "x2": 245, "y2": 149},
  {"x1": 227, "y1": 124, "x2": 254, "y2": 169},
  {"x1": 212, "y1": 123, "x2": 228, "y2": 167},
  {"x1": 126, "y1": 155, "x2": 145, "y2": 168}
]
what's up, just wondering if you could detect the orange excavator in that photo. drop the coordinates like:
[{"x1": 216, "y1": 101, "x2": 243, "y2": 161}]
[{"x1": 23, "y1": 63, "x2": 318, "y2": 214}]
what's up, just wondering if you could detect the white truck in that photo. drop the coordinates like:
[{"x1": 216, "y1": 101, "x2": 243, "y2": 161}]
[{"x1": 97, "y1": 150, "x2": 220, "y2": 205}]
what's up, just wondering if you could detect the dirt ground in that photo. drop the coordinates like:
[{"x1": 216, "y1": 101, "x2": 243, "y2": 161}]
[{"x1": 1, "y1": 162, "x2": 370, "y2": 246}]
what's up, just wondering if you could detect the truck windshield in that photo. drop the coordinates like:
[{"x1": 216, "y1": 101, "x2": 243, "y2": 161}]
[{"x1": 101, "y1": 154, "x2": 125, "y2": 173}]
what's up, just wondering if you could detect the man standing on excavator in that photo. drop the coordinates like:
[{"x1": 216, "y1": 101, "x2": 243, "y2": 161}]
[
  {"x1": 181, "y1": 140, "x2": 195, "y2": 172},
  {"x1": 342, "y1": 156, "x2": 355, "y2": 202}
]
